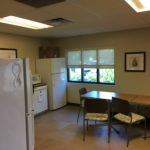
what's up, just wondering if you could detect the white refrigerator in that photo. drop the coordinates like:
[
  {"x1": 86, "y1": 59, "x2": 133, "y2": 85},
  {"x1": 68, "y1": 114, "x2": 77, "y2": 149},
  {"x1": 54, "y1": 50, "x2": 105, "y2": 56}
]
[
  {"x1": 0, "y1": 58, "x2": 34, "y2": 150},
  {"x1": 36, "y1": 58, "x2": 67, "y2": 110}
]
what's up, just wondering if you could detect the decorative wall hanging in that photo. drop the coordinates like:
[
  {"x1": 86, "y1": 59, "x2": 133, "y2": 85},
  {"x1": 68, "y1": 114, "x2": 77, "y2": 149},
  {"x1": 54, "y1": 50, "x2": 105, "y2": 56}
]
[
  {"x1": 125, "y1": 52, "x2": 145, "y2": 72},
  {"x1": 0, "y1": 48, "x2": 17, "y2": 59}
]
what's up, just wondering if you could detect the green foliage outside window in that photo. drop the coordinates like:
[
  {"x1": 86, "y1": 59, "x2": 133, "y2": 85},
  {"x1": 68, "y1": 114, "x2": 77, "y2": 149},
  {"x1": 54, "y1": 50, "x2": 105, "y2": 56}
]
[{"x1": 99, "y1": 69, "x2": 114, "y2": 83}]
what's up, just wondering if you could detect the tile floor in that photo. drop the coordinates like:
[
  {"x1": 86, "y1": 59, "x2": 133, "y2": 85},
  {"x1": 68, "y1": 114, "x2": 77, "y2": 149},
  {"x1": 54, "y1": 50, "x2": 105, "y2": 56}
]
[{"x1": 34, "y1": 105, "x2": 150, "y2": 150}]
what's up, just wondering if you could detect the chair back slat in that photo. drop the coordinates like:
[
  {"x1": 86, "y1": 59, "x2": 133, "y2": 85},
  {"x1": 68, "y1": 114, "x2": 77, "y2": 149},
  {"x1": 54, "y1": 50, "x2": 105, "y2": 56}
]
[
  {"x1": 79, "y1": 88, "x2": 87, "y2": 101},
  {"x1": 112, "y1": 97, "x2": 130, "y2": 115},
  {"x1": 84, "y1": 98, "x2": 108, "y2": 113},
  {"x1": 77, "y1": 88, "x2": 87, "y2": 123}
]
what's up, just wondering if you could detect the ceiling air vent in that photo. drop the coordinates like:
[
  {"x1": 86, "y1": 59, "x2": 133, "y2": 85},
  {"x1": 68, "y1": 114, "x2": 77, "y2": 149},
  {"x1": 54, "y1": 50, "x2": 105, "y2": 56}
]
[
  {"x1": 15, "y1": 0, "x2": 65, "y2": 8},
  {"x1": 44, "y1": 18, "x2": 73, "y2": 26}
]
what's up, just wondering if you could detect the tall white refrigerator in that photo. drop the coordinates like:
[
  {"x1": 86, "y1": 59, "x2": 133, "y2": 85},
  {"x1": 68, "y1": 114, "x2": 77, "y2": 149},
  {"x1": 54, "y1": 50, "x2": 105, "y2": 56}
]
[
  {"x1": 36, "y1": 58, "x2": 67, "y2": 110},
  {"x1": 0, "y1": 58, "x2": 34, "y2": 150}
]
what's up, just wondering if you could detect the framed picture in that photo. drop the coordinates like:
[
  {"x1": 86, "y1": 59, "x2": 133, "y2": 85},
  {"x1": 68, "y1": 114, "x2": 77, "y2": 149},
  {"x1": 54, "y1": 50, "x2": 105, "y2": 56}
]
[
  {"x1": 0, "y1": 48, "x2": 17, "y2": 59},
  {"x1": 125, "y1": 52, "x2": 146, "y2": 72}
]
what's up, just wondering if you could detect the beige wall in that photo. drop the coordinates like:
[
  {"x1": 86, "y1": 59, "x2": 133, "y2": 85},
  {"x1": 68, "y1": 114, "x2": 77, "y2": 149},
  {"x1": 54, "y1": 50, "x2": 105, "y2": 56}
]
[
  {"x1": 1, "y1": 28, "x2": 150, "y2": 104},
  {"x1": 52, "y1": 27, "x2": 150, "y2": 103},
  {"x1": 0, "y1": 33, "x2": 52, "y2": 73}
]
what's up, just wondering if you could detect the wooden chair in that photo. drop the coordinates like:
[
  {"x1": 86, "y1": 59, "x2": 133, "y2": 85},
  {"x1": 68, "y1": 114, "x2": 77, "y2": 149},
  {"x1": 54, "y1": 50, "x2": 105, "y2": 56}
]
[
  {"x1": 83, "y1": 98, "x2": 109, "y2": 142},
  {"x1": 109, "y1": 97, "x2": 147, "y2": 147},
  {"x1": 77, "y1": 88, "x2": 87, "y2": 123}
]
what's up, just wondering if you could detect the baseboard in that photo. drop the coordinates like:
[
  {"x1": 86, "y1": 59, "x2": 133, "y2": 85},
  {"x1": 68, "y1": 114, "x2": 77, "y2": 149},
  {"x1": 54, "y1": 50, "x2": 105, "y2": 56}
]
[
  {"x1": 34, "y1": 109, "x2": 49, "y2": 117},
  {"x1": 67, "y1": 102, "x2": 80, "y2": 106}
]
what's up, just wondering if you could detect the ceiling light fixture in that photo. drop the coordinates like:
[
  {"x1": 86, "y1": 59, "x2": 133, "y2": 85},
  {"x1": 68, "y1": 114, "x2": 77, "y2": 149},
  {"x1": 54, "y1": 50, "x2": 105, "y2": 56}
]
[
  {"x1": 0, "y1": 16, "x2": 53, "y2": 29},
  {"x1": 124, "y1": 0, "x2": 150, "y2": 12}
]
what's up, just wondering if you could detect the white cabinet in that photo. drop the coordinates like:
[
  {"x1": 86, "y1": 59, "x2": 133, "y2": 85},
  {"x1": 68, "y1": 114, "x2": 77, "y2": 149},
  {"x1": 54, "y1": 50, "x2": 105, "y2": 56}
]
[{"x1": 33, "y1": 85, "x2": 48, "y2": 115}]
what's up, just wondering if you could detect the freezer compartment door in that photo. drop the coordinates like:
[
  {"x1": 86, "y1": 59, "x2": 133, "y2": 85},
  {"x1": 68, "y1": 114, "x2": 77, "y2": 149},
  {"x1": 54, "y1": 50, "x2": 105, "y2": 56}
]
[
  {"x1": 50, "y1": 73, "x2": 67, "y2": 110},
  {"x1": 51, "y1": 58, "x2": 66, "y2": 74}
]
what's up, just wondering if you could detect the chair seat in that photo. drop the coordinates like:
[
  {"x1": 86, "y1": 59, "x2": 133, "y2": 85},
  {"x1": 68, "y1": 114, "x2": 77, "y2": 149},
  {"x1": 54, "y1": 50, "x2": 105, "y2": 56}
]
[
  {"x1": 114, "y1": 112, "x2": 145, "y2": 124},
  {"x1": 85, "y1": 113, "x2": 108, "y2": 121}
]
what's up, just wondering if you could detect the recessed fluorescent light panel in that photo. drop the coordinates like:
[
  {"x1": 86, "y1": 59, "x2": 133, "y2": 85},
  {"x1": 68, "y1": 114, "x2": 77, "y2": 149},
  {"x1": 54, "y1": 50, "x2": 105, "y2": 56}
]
[
  {"x1": 0, "y1": 16, "x2": 53, "y2": 29},
  {"x1": 124, "y1": 0, "x2": 150, "y2": 12}
]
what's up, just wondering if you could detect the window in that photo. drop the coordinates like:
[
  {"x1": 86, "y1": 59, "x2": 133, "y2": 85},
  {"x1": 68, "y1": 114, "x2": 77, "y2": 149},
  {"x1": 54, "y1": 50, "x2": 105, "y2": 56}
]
[
  {"x1": 98, "y1": 49, "x2": 114, "y2": 84},
  {"x1": 68, "y1": 51, "x2": 81, "y2": 65},
  {"x1": 68, "y1": 68, "x2": 81, "y2": 81},
  {"x1": 82, "y1": 50, "x2": 97, "y2": 65},
  {"x1": 83, "y1": 68, "x2": 97, "y2": 82},
  {"x1": 99, "y1": 68, "x2": 114, "y2": 83},
  {"x1": 67, "y1": 49, "x2": 115, "y2": 84}
]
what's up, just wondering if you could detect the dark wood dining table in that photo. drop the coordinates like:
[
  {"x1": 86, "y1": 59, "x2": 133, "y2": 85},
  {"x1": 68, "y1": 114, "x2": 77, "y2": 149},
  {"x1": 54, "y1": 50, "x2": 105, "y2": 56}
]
[
  {"x1": 81, "y1": 90, "x2": 150, "y2": 118},
  {"x1": 81, "y1": 90, "x2": 150, "y2": 105}
]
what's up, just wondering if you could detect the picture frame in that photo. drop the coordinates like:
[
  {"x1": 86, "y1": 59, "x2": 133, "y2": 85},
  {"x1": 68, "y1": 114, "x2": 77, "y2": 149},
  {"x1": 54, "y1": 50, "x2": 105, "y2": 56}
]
[
  {"x1": 0, "y1": 48, "x2": 17, "y2": 59},
  {"x1": 125, "y1": 52, "x2": 145, "y2": 72}
]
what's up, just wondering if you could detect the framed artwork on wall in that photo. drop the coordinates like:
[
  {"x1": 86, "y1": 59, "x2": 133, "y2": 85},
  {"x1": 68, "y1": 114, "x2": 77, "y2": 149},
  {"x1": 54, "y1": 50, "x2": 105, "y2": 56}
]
[
  {"x1": 0, "y1": 48, "x2": 17, "y2": 59},
  {"x1": 125, "y1": 52, "x2": 146, "y2": 72}
]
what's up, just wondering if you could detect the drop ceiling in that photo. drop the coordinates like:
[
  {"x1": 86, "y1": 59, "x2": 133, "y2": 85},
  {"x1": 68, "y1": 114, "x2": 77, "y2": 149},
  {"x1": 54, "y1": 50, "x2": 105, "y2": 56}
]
[{"x1": 0, "y1": 0, "x2": 150, "y2": 38}]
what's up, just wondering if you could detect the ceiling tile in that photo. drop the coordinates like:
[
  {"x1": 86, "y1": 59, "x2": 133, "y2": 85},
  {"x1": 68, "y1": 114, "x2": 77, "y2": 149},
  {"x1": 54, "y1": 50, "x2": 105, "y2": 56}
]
[{"x1": 0, "y1": 0, "x2": 149, "y2": 38}]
